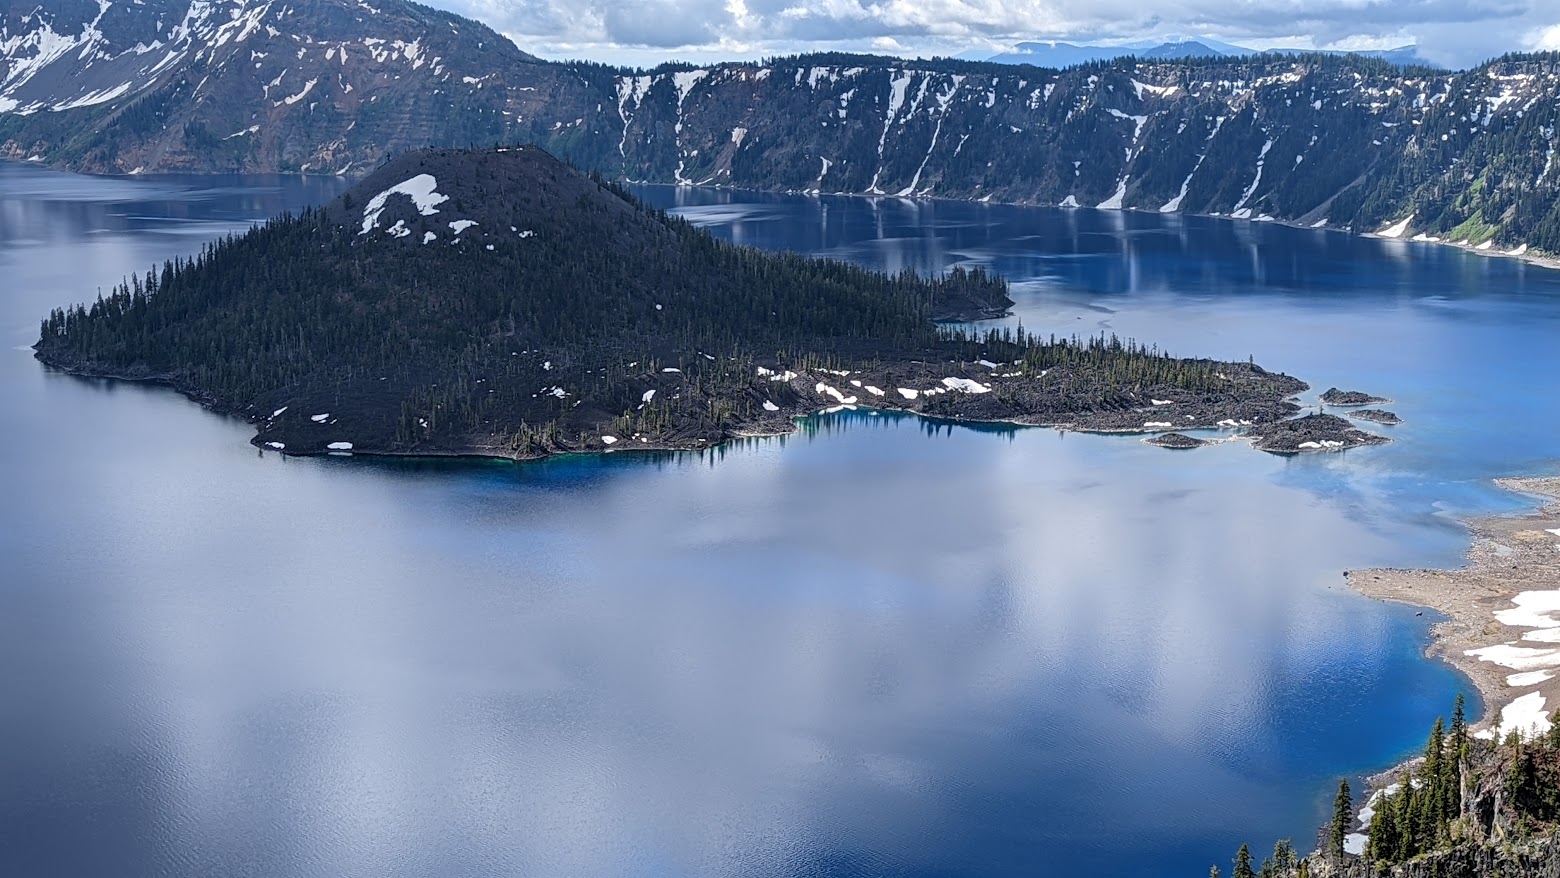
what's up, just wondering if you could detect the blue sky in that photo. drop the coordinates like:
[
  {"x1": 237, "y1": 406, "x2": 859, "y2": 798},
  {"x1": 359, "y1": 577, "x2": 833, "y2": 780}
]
[{"x1": 430, "y1": 0, "x2": 1560, "y2": 69}]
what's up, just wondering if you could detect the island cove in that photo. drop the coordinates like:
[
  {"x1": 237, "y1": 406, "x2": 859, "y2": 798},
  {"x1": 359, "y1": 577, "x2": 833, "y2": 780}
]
[{"x1": 32, "y1": 146, "x2": 1389, "y2": 460}]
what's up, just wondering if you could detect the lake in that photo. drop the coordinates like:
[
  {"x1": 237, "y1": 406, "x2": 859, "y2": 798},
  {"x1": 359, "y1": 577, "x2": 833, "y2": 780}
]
[{"x1": 3, "y1": 163, "x2": 1557, "y2": 877}]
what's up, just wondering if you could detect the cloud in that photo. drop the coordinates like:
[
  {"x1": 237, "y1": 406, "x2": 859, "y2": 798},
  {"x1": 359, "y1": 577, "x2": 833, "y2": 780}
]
[
  {"x1": 601, "y1": 0, "x2": 725, "y2": 46},
  {"x1": 419, "y1": 0, "x2": 1560, "y2": 69},
  {"x1": 1534, "y1": 22, "x2": 1560, "y2": 50}
]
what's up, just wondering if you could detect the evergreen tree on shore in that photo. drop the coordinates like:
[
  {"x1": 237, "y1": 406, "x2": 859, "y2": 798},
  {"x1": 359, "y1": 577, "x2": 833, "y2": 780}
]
[
  {"x1": 1328, "y1": 779, "x2": 1353, "y2": 860},
  {"x1": 1232, "y1": 844, "x2": 1256, "y2": 878}
]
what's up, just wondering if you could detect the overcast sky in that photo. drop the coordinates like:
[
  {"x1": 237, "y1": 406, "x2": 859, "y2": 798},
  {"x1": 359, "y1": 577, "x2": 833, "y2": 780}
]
[{"x1": 428, "y1": 0, "x2": 1560, "y2": 70}]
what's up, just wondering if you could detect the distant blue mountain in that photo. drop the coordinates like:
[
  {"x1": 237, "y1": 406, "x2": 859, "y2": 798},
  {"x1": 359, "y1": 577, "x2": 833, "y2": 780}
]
[{"x1": 986, "y1": 36, "x2": 1442, "y2": 70}]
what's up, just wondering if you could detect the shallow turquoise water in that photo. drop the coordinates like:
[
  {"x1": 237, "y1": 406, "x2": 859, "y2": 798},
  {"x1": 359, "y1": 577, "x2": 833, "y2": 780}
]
[{"x1": 2, "y1": 164, "x2": 1553, "y2": 877}]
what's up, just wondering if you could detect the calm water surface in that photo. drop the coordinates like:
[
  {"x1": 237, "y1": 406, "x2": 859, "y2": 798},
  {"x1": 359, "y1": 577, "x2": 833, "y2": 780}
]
[{"x1": 3, "y1": 164, "x2": 1557, "y2": 877}]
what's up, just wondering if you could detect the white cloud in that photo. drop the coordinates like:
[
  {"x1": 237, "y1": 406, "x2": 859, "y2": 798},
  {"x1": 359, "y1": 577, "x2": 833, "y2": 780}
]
[{"x1": 421, "y1": 0, "x2": 1560, "y2": 69}]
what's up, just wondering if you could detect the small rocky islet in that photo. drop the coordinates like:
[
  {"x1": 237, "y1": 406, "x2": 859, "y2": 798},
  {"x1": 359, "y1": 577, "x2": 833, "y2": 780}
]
[
  {"x1": 1321, "y1": 386, "x2": 1392, "y2": 406},
  {"x1": 34, "y1": 146, "x2": 1389, "y2": 459},
  {"x1": 1143, "y1": 432, "x2": 1206, "y2": 449},
  {"x1": 1246, "y1": 413, "x2": 1393, "y2": 454},
  {"x1": 1349, "y1": 408, "x2": 1403, "y2": 425}
]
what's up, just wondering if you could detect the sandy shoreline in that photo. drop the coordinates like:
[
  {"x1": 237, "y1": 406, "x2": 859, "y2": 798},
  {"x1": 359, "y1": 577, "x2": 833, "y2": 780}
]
[{"x1": 1346, "y1": 476, "x2": 1560, "y2": 748}]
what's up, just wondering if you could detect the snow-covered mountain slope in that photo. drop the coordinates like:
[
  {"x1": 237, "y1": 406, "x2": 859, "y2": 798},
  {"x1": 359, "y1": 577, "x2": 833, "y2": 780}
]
[
  {"x1": 1, "y1": 0, "x2": 543, "y2": 172},
  {"x1": 2, "y1": 0, "x2": 1557, "y2": 254}
]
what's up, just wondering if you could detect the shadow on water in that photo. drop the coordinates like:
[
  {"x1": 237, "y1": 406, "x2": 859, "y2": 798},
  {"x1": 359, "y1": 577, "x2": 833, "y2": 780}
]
[{"x1": 318, "y1": 409, "x2": 1026, "y2": 487}]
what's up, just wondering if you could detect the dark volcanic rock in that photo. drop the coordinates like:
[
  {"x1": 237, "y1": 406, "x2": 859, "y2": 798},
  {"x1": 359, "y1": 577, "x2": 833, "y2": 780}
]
[
  {"x1": 1247, "y1": 413, "x2": 1389, "y2": 454},
  {"x1": 1321, "y1": 387, "x2": 1391, "y2": 406},
  {"x1": 1350, "y1": 408, "x2": 1402, "y2": 425},
  {"x1": 1144, "y1": 432, "x2": 1205, "y2": 449}
]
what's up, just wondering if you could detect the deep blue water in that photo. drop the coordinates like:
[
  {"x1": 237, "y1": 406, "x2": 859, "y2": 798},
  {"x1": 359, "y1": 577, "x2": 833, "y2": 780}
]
[{"x1": 2, "y1": 164, "x2": 1555, "y2": 878}]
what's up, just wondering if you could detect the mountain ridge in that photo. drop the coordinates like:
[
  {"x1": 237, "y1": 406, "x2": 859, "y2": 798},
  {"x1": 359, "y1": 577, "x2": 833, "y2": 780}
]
[
  {"x1": 984, "y1": 37, "x2": 1437, "y2": 69},
  {"x1": 2, "y1": 0, "x2": 1558, "y2": 253}
]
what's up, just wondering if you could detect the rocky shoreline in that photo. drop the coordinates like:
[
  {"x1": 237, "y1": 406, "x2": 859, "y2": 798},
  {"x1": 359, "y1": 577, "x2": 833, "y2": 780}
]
[
  {"x1": 1346, "y1": 476, "x2": 1560, "y2": 749},
  {"x1": 39, "y1": 348, "x2": 1398, "y2": 461}
]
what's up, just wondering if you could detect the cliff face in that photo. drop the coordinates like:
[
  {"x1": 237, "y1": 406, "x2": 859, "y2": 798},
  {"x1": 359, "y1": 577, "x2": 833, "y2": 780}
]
[
  {"x1": 1251, "y1": 736, "x2": 1560, "y2": 878},
  {"x1": 4, "y1": 0, "x2": 1559, "y2": 250},
  {"x1": 1310, "y1": 837, "x2": 1560, "y2": 878}
]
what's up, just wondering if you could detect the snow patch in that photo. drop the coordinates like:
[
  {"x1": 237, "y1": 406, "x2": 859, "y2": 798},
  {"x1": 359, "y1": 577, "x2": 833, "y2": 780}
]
[
  {"x1": 1466, "y1": 643, "x2": 1560, "y2": 671},
  {"x1": 1377, "y1": 215, "x2": 1413, "y2": 238},
  {"x1": 1496, "y1": 591, "x2": 1560, "y2": 629},
  {"x1": 359, "y1": 175, "x2": 448, "y2": 235},
  {"x1": 941, "y1": 377, "x2": 990, "y2": 394},
  {"x1": 1495, "y1": 692, "x2": 1552, "y2": 740},
  {"x1": 1230, "y1": 138, "x2": 1274, "y2": 215},
  {"x1": 867, "y1": 70, "x2": 915, "y2": 193},
  {"x1": 1131, "y1": 79, "x2": 1178, "y2": 99},
  {"x1": 277, "y1": 77, "x2": 317, "y2": 106},
  {"x1": 1097, "y1": 179, "x2": 1129, "y2": 210},
  {"x1": 815, "y1": 382, "x2": 858, "y2": 405}
]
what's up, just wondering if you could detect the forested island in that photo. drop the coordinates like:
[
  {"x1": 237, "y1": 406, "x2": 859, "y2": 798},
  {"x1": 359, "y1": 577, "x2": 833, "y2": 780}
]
[{"x1": 35, "y1": 147, "x2": 1372, "y2": 459}]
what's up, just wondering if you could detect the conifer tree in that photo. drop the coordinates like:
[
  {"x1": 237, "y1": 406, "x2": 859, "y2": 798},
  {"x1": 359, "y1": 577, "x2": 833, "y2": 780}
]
[
  {"x1": 1366, "y1": 787, "x2": 1402, "y2": 866},
  {"x1": 1449, "y1": 693, "x2": 1468, "y2": 820},
  {"x1": 1233, "y1": 844, "x2": 1256, "y2": 878},
  {"x1": 1271, "y1": 839, "x2": 1296, "y2": 871},
  {"x1": 1418, "y1": 717, "x2": 1446, "y2": 845},
  {"x1": 1328, "y1": 779, "x2": 1353, "y2": 860}
]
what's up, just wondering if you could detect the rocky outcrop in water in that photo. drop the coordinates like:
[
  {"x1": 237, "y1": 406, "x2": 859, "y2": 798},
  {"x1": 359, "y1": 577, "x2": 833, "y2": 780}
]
[
  {"x1": 1322, "y1": 388, "x2": 1391, "y2": 406},
  {"x1": 1247, "y1": 413, "x2": 1389, "y2": 453},
  {"x1": 1349, "y1": 409, "x2": 1402, "y2": 425},
  {"x1": 1144, "y1": 432, "x2": 1205, "y2": 449}
]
